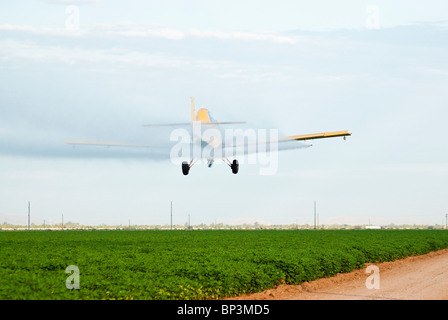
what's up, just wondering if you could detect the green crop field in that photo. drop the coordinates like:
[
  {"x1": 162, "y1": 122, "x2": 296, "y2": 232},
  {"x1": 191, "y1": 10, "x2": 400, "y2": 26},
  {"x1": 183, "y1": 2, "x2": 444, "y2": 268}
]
[{"x1": 1, "y1": 229, "x2": 448, "y2": 300}]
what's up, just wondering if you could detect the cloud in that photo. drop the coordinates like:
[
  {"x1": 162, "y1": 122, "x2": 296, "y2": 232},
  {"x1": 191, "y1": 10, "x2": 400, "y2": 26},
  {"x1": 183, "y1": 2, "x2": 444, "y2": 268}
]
[
  {"x1": 0, "y1": 24, "x2": 85, "y2": 37},
  {"x1": 0, "y1": 39, "x2": 189, "y2": 67},
  {"x1": 42, "y1": 0, "x2": 100, "y2": 5},
  {"x1": 119, "y1": 28, "x2": 185, "y2": 40},
  {"x1": 0, "y1": 23, "x2": 315, "y2": 44},
  {"x1": 413, "y1": 67, "x2": 448, "y2": 76},
  {"x1": 186, "y1": 29, "x2": 305, "y2": 44}
]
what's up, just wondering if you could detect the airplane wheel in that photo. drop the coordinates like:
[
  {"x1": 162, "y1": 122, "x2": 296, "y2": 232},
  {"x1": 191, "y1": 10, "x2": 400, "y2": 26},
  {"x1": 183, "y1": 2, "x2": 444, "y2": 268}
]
[
  {"x1": 231, "y1": 159, "x2": 239, "y2": 174},
  {"x1": 182, "y1": 161, "x2": 190, "y2": 175}
]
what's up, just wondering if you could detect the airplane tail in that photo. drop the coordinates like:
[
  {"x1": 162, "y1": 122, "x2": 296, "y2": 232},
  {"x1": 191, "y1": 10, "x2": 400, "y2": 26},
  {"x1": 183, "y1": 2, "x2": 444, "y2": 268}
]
[
  {"x1": 143, "y1": 97, "x2": 246, "y2": 127},
  {"x1": 191, "y1": 96, "x2": 245, "y2": 125}
]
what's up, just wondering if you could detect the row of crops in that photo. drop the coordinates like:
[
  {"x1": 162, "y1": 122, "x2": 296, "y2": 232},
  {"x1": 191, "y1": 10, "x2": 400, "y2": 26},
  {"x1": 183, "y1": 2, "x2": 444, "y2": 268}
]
[{"x1": 1, "y1": 229, "x2": 448, "y2": 299}]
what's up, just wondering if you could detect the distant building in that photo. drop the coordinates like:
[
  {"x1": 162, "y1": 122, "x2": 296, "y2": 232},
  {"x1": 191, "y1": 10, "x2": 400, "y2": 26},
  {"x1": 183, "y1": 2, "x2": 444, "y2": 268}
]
[{"x1": 365, "y1": 225, "x2": 382, "y2": 230}]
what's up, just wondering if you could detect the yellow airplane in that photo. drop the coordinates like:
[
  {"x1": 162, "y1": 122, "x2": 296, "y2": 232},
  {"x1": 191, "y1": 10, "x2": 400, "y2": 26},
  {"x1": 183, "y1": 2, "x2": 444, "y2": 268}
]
[{"x1": 65, "y1": 97, "x2": 351, "y2": 175}]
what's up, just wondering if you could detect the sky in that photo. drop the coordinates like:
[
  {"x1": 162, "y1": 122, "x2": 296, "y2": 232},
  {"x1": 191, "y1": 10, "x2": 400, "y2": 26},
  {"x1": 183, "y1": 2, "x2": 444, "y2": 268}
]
[{"x1": 1, "y1": 0, "x2": 448, "y2": 227}]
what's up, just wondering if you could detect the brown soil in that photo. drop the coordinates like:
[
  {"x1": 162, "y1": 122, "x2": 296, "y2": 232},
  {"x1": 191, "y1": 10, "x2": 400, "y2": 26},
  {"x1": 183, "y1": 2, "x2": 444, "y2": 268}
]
[{"x1": 225, "y1": 248, "x2": 448, "y2": 300}]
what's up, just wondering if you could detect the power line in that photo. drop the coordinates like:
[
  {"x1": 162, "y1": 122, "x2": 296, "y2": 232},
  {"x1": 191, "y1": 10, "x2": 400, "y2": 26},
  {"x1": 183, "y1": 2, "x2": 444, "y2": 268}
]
[{"x1": 28, "y1": 201, "x2": 30, "y2": 231}]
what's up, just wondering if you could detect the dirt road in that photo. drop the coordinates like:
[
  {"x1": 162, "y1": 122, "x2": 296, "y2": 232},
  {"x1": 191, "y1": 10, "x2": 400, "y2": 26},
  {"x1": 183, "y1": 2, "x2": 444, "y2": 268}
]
[{"x1": 228, "y1": 248, "x2": 448, "y2": 300}]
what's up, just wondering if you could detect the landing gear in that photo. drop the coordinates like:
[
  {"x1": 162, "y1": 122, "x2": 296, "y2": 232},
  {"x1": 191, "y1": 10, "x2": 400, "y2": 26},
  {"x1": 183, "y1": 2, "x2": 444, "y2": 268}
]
[
  {"x1": 230, "y1": 159, "x2": 239, "y2": 174},
  {"x1": 182, "y1": 161, "x2": 190, "y2": 175},
  {"x1": 222, "y1": 158, "x2": 239, "y2": 174},
  {"x1": 182, "y1": 158, "x2": 198, "y2": 175},
  {"x1": 182, "y1": 158, "x2": 239, "y2": 175}
]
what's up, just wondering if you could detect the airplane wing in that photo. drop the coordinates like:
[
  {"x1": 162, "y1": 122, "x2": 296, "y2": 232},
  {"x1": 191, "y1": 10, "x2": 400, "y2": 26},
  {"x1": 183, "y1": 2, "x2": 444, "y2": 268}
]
[
  {"x1": 284, "y1": 130, "x2": 351, "y2": 142},
  {"x1": 65, "y1": 130, "x2": 351, "y2": 150},
  {"x1": 222, "y1": 130, "x2": 351, "y2": 151}
]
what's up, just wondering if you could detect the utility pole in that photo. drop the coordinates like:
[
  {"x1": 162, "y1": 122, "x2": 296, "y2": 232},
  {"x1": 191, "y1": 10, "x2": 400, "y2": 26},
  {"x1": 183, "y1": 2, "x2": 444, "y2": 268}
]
[
  {"x1": 314, "y1": 200, "x2": 316, "y2": 230},
  {"x1": 188, "y1": 213, "x2": 190, "y2": 230},
  {"x1": 171, "y1": 201, "x2": 173, "y2": 230},
  {"x1": 62, "y1": 214, "x2": 64, "y2": 229},
  {"x1": 28, "y1": 201, "x2": 30, "y2": 231}
]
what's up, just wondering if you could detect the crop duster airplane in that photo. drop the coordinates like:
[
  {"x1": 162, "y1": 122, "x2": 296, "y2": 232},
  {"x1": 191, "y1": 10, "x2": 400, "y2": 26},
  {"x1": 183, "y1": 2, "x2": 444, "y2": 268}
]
[{"x1": 65, "y1": 97, "x2": 351, "y2": 175}]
